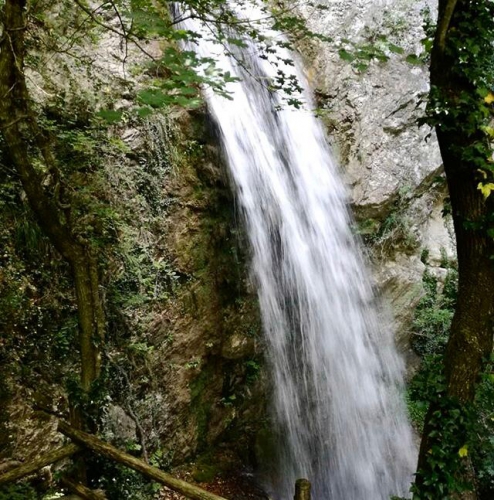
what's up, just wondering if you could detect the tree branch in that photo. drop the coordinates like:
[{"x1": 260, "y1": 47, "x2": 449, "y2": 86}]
[
  {"x1": 72, "y1": 0, "x2": 157, "y2": 61},
  {"x1": 436, "y1": 0, "x2": 459, "y2": 52}
]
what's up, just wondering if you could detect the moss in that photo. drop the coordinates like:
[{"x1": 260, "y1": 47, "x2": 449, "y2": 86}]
[
  {"x1": 191, "y1": 463, "x2": 219, "y2": 483},
  {"x1": 190, "y1": 365, "x2": 215, "y2": 450},
  {"x1": 254, "y1": 426, "x2": 278, "y2": 469},
  {"x1": 0, "y1": 91, "x2": 265, "y2": 488}
]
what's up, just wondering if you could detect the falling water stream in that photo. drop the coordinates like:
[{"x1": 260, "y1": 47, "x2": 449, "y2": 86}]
[{"x1": 177, "y1": 3, "x2": 417, "y2": 498}]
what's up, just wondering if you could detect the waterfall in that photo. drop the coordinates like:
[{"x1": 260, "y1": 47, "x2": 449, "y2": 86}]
[{"x1": 177, "y1": 3, "x2": 417, "y2": 498}]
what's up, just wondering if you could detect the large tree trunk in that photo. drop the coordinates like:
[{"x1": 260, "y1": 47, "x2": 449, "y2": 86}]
[
  {"x1": 430, "y1": 0, "x2": 494, "y2": 407},
  {"x1": 442, "y1": 166, "x2": 494, "y2": 403},
  {"x1": 0, "y1": 2, "x2": 106, "y2": 486},
  {"x1": 0, "y1": 1, "x2": 105, "y2": 397},
  {"x1": 415, "y1": 0, "x2": 494, "y2": 496}
]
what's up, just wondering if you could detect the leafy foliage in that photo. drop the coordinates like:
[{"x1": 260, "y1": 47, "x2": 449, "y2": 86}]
[
  {"x1": 0, "y1": 483, "x2": 37, "y2": 500},
  {"x1": 410, "y1": 267, "x2": 457, "y2": 358},
  {"x1": 65, "y1": 0, "x2": 335, "y2": 114},
  {"x1": 408, "y1": 255, "x2": 494, "y2": 498},
  {"x1": 411, "y1": 383, "x2": 475, "y2": 499},
  {"x1": 87, "y1": 454, "x2": 158, "y2": 500},
  {"x1": 337, "y1": 35, "x2": 395, "y2": 72},
  {"x1": 419, "y1": 1, "x2": 494, "y2": 188},
  {"x1": 471, "y1": 367, "x2": 494, "y2": 498}
]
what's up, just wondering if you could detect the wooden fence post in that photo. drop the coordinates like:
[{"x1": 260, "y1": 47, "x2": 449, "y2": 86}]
[{"x1": 294, "y1": 478, "x2": 311, "y2": 500}]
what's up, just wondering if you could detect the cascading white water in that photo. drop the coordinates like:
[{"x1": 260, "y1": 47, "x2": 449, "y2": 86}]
[{"x1": 177, "y1": 3, "x2": 417, "y2": 498}]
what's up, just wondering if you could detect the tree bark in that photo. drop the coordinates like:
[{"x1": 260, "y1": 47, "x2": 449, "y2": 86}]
[
  {"x1": 0, "y1": 0, "x2": 105, "y2": 397},
  {"x1": 58, "y1": 421, "x2": 229, "y2": 500},
  {"x1": 430, "y1": 0, "x2": 494, "y2": 405},
  {"x1": 0, "y1": 444, "x2": 80, "y2": 485},
  {"x1": 415, "y1": 0, "x2": 494, "y2": 496}
]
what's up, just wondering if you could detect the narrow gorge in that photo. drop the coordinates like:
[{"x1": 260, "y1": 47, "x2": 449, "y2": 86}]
[{"x1": 2, "y1": 1, "x2": 492, "y2": 500}]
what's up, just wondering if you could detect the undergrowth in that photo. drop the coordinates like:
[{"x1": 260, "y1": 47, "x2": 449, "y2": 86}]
[{"x1": 407, "y1": 250, "x2": 494, "y2": 498}]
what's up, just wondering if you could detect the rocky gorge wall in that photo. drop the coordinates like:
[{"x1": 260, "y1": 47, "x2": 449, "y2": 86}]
[
  {"x1": 0, "y1": 8, "x2": 266, "y2": 497},
  {"x1": 298, "y1": 0, "x2": 456, "y2": 370},
  {"x1": 0, "y1": 1, "x2": 456, "y2": 497}
]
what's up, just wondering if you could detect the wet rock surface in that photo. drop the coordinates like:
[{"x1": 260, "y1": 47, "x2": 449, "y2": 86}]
[{"x1": 298, "y1": 0, "x2": 455, "y2": 363}]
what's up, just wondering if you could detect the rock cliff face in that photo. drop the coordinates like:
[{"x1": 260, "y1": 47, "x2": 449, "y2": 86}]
[
  {"x1": 298, "y1": 0, "x2": 456, "y2": 368},
  {"x1": 0, "y1": 11, "x2": 265, "y2": 493}
]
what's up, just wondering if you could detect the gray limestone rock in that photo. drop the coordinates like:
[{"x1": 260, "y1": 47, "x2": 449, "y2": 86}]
[{"x1": 298, "y1": 0, "x2": 455, "y2": 364}]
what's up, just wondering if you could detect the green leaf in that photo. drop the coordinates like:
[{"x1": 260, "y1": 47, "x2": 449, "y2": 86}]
[
  {"x1": 477, "y1": 87, "x2": 490, "y2": 98},
  {"x1": 478, "y1": 182, "x2": 494, "y2": 199},
  {"x1": 355, "y1": 62, "x2": 369, "y2": 72},
  {"x1": 137, "y1": 89, "x2": 170, "y2": 108},
  {"x1": 227, "y1": 37, "x2": 248, "y2": 48},
  {"x1": 481, "y1": 125, "x2": 494, "y2": 137},
  {"x1": 388, "y1": 43, "x2": 404, "y2": 55},
  {"x1": 338, "y1": 49, "x2": 355, "y2": 62},
  {"x1": 406, "y1": 54, "x2": 422, "y2": 65},
  {"x1": 136, "y1": 107, "x2": 153, "y2": 118},
  {"x1": 96, "y1": 109, "x2": 123, "y2": 124}
]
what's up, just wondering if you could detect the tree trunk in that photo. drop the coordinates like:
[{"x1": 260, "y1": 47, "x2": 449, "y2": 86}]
[
  {"x1": 415, "y1": 0, "x2": 494, "y2": 496},
  {"x1": 430, "y1": 0, "x2": 494, "y2": 408},
  {"x1": 442, "y1": 172, "x2": 494, "y2": 403},
  {"x1": 0, "y1": 0, "x2": 104, "y2": 399}
]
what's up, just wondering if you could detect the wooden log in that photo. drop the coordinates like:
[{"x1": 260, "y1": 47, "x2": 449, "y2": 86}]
[
  {"x1": 0, "y1": 461, "x2": 22, "y2": 475},
  {"x1": 58, "y1": 421, "x2": 228, "y2": 500},
  {"x1": 60, "y1": 476, "x2": 107, "y2": 500},
  {"x1": 294, "y1": 478, "x2": 311, "y2": 500},
  {"x1": 0, "y1": 444, "x2": 80, "y2": 485}
]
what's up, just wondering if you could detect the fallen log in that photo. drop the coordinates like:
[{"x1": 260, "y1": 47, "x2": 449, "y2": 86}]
[
  {"x1": 0, "y1": 444, "x2": 80, "y2": 485},
  {"x1": 58, "y1": 421, "x2": 228, "y2": 500},
  {"x1": 60, "y1": 476, "x2": 107, "y2": 500}
]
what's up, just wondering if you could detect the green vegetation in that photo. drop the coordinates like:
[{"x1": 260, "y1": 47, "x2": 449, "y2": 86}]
[
  {"x1": 337, "y1": 36, "x2": 403, "y2": 73},
  {"x1": 87, "y1": 455, "x2": 159, "y2": 500},
  {"x1": 0, "y1": 0, "x2": 269, "y2": 488},
  {"x1": 0, "y1": 484, "x2": 37, "y2": 500},
  {"x1": 408, "y1": 252, "x2": 494, "y2": 498},
  {"x1": 412, "y1": 1, "x2": 494, "y2": 497},
  {"x1": 356, "y1": 186, "x2": 419, "y2": 255}
]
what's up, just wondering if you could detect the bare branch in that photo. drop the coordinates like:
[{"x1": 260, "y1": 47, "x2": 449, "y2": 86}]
[
  {"x1": 73, "y1": 0, "x2": 157, "y2": 61},
  {"x1": 436, "y1": 0, "x2": 459, "y2": 52}
]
